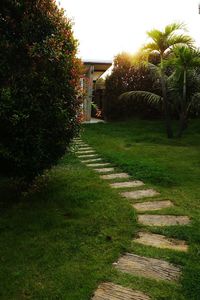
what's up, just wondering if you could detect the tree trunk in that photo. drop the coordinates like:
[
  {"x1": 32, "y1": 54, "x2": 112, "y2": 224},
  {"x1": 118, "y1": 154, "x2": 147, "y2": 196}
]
[
  {"x1": 160, "y1": 64, "x2": 173, "y2": 138},
  {"x1": 177, "y1": 70, "x2": 187, "y2": 138},
  {"x1": 177, "y1": 112, "x2": 188, "y2": 137}
]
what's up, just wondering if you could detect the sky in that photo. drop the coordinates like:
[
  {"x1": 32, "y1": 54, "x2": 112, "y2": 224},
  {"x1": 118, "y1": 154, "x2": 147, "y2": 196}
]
[{"x1": 58, "y1": 0, "x2": 200, "y2": 61}]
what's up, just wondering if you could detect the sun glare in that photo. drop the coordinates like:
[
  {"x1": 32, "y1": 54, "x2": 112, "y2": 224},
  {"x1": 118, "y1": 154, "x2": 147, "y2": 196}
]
[{"x1": 59, "y1": 0, "x2": 200, "y2": 60}]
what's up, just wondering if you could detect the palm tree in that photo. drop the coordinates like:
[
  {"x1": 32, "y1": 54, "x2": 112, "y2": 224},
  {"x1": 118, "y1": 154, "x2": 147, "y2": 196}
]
[
  {"x1": 144, "y1": 23, "x2": 194, "y2": 138},
  {"x1": 167, "y1": 46, "x2": 200, "y2": 136},
  {"x1": 121, "y1": 23, "x2": 193, "y2": 138}
]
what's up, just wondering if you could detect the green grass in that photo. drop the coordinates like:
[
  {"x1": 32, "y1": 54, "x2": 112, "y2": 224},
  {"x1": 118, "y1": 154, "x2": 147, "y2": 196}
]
[
  {"x1": 0, "y1": 118, "x2": 200, "y2": 299},
  {"x1": 81, "y1": 118, "x2": 200, "y2": 300},
  {"x1": 0, "y1": 155, "x2": 136, "y2": 299}
]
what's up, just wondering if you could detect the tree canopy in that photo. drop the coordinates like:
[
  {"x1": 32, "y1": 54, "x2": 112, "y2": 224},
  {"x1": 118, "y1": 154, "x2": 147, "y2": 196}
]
[{"x1": 0, "y1": 0, "x2": 81, "y2": 180}]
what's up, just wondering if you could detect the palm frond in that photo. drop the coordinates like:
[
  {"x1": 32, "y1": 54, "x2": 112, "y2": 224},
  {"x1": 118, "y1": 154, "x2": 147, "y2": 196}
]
[
  {"x1": 142, "y1": 42, "x2": 160, "y2": 53},
  {"x1": 167, "y1": 35, "x2": 194, "y2": 49},
  {"x1": 119, "y1": 91, "x2": 162, "y2": 104},
  {"x1": 144, "y1": 22, "x2": 194, "y2": 57},
  {"x1": 164, "y1": 22, "x2": 187, "y2": 35},
  {"x1": 147, "y1": 29, "x2": 162, "y2": 41},
  {"x1": 165, "y1": 46, "x2": 200, "y2": 75}
]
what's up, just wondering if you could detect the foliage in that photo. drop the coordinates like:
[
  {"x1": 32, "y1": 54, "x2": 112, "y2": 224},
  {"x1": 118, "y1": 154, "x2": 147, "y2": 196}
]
[
  {"x1": 167, "y1": 46, "x2": 200, "y2": 136},
  {"x1": 143, "y1": 22, "x2": 194, "y2": 138},
  {"x1": 144, "y1": 22, "x2": 193, "y2": 56},
  {"x1": 167, "y1": 47, "x2": 200, "y2": 113},
  {"x1": 0, "y1": 0, "x2": 81, "y2": 180},
  {"x1": 118, "y1": 24, "x2": 198, "y2": 137},
  {"x1": 104, "y1": 52, "x2": 161, "y2": 120}
]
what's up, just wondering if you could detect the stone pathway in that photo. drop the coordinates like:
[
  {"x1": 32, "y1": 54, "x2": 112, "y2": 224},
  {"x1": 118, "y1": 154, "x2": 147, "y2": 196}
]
[
  {"x1": 92, "y1": 282, "x2": 150, "y2": 300},
  {"x1": 76, "y1": 150, "x2": 96, "y2": 154},
  {"x1": 94, "y1": 167, "x2": 115, "y2": 173},
  {"x1": 114, "y1": 253, "x2": 181, "y2": 282},
  {"x1": 132, "y1": 200, "x2": 173, "y2": 212},
  {"x1": 121, "y1": 189, "x2": 160, "y2": 200},
  {"x1": 110, "y1": 181, "x2": 144, "y2": 188},
  {"x1": 78, "y1": 154, "x2": 98, "y2": 158},
  {"x1": 78, "y1": 147, "x2": 94, "y2": 150},
  {"x1": 138, "y1": 214, "x2": 190, "y2": 226},
  {"x1": 134, "y1": 232, "x2": 188, "y2": 252},
  {"x1": 74, "y1": 138, "x2": 190, "y2": 299},
  {"x1": 100, "y1": 173, "x2": 130, "y2": 180},
  {"x1": 82, "y1": 158, "x2": 102, "y2": 163},
  {"x1": 86, "y1": 163, "x2": 111, "y2": 167}
]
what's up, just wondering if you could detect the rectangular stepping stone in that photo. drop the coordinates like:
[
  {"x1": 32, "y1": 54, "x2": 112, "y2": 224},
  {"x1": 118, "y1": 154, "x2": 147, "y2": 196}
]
[
  {"x1": 114, "y1": 253, "x2": 181, "y2": 282},
  {"x1": 134, "y1": 232, "x2": 188, "y2": 252},
  {"x1": 110, "y1": 181, "x2": 144, "y2": 189},
  {"x1": 121, "y1": 189, "x2": 159, "y2": 200},
  {"x1": 100, "y1": 173, "x2": 130, "y2": 180},
  {"x1": 92, "y1": 282, "x2": 150, "y2": 300},
  {"x1": 86, "y1": 163, "x2": 111, "y2": 167},
  {"x1": 81, "y1": 158, "x2": 102, "y2": 163},
  {"x1": 133, "y1": 200, "x2": 173, "y2": 212},
  {"x1": 76, "y1": 144, "x2": 89, "y2": 147},
  {"x1": 78, "y1": 154, "x2": 98, "y2": 158},
  {"x1": 75, "y1": 143, "x2": 88, "y2": 146},
  {"x1": 94, "y1": 168, "x2": 115, "y2": 173},
  {"x1": 78, "y1": 147, "x2": 93, "y2": 151},
  {"x1": 76, "y1": 150, "x2": 95, "y2": 154},
  {"x1": 138, "y1": 215, "x2": 190, "y2": 226}
]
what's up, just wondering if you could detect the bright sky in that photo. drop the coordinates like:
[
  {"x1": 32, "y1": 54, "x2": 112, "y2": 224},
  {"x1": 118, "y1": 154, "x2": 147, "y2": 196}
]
[{"x1": 58, "y1": 0, "x2": 200, "y2": 61}]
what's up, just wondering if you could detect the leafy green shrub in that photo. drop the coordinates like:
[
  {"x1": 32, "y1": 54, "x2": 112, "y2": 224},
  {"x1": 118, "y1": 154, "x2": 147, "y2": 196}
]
[
  {"x1": 0, "y1": 0, "x2": 81, "y2": 180},
  {"x1": 104, "y1": 52, "x2": 162, "y2": 120}
]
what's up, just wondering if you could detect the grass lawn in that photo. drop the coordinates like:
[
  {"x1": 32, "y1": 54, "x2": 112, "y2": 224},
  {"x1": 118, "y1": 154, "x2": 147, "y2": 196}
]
[{"x1": 0, "y1": 118, "x2": 200, "y2": 299}]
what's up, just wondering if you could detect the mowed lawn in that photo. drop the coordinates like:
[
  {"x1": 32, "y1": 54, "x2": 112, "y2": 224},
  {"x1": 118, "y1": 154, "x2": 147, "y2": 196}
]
[
  {"x1": 0, "y1": 119, "x2": 200, "y2": 299},
  {"x1": 82, "y1": 119, "x2": 200, "y2": 300}
]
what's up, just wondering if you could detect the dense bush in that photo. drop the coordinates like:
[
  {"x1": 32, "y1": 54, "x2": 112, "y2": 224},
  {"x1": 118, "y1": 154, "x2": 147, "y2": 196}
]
[
  {"x1": 104, "y1": 53, "x2": 162, "y2": 120},
  {"x1": 0, "y1": 0, "x2": 81, "y2": 180}
]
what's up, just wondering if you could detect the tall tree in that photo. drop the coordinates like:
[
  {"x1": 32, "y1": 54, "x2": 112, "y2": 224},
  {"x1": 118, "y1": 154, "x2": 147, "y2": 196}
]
[
  {"x1": 143, "y1": 22, "x2": 193, "y2": 138},
  {"x1": 167, "y1": 46, "x2": 200, "y2": 136},
  {"x1": 0, "y1": 0, "x2": 81, "y2": 180}
]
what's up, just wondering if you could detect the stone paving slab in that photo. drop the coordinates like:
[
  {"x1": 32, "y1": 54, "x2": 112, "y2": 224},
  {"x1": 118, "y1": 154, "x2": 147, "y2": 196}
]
[
  {"x1": 92, "y1": 282, "x2": 150, "y2": 300},
  {"x1": 100, "y1": 173, "x2": 130, "y2": 180},
  {"x1": 138, "y1": 215, "x2": 190, "y2": 226},
  {"x1": 77, "y1": 146, "x2": 92, "y2": 149},
  {"x1": 78, "y1": 154, "x2": 98, "y2": 158},
  {"x1": 86, "y1": 163, "x2": 111, "y2": 167},
  {"x1": 76, "y1": 150, "x2": 95, "y2": 154},
  {"x1": 75, "y1": 143, "x2": 88, "y2": 146},
  {"x1": 76, "y1": 144, "x2": 89, "y2": 147},
  {"x1": 110, "y1": 181, "x2": 144, "y2": 189},
  {"x1": 81, "y1": 158, "x2": 102, "y2": 163},
  {"x1": 134, "y1": 232, "x2": 188, "y2": 252},
  {"x1": 94, "y1": 168, "x2": 115, "y2": 173},
  {"x1": 114, "y1": 253, "x2": 181, "y2": 282},
  {"x1": 78, "y1": 148, "x2": 93, "y2": 152},
  {"x1": 121, "y1": 189, "x2": 160, "y2": 200},
  {"x1": 132, "y1": 200, "x2": 173, "y2": 212}
]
